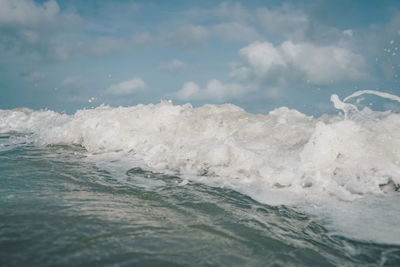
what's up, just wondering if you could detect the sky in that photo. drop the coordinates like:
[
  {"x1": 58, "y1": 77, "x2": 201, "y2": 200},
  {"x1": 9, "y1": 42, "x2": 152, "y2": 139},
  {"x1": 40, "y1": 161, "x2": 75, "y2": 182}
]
[{"x1": 1, "y1": 0, "x2": 400, "y2": 115}]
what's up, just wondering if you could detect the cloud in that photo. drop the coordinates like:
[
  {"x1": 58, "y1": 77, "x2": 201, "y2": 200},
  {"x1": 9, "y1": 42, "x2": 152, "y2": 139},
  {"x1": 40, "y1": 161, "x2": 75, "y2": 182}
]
[
  {"x1": 0, "y1": 0, "x2": 83, "y2": 60},
  {"x1": 239, "y1": 42, "x2": 286, "y2": 76},
  {"x1": 175, "y1": 82, "x2": 200, "y2": 101},
  {"x1": 0, "y1": 0, "x2": 60, "y2": 27},
  {"x1": 0, "y1": 0, "x2": 143, "y2": 61},
  {"x1": 256, "y1": 4, "x2": 354, "y2": 46},
  {"x1": 158, "y1": 59, "x2": 186, "y2": 73},
  {"x1": 61, "y1": 76, "x2": 84, "y2": 87},
  {"x1": 167, "y1": 25, "x2": 208, "y2": 48},
  {"x1": 164, "y1": 21, "x2": 259, "y2": 49},
  {"x1": 210, "y1": 22, "x2": 260, "y2": 42},
  {"x1": 174, "y1": 79, "x2": 253, "y2": 102},
  {"x1": 107, "y1": 77, "x2": 147, "y2": 96},
  {"x1": 231, "y1": 41, "x2": 369, "y2": 85},
  {"x1": 214, "y1": 2, "x2": 252, "y2": 22},
  {"x1": 0, "y1": 0, "x2": 81, "y2": 31},
  {"x1": 184, "y1": 2, "x2": 252, "y2": 24},
  {"x1": 89, "y1": 37, "x2": 126, "y2": 57},
  {"x1": 359, "y1": 12, "x2": 400, "y2": 81},
  {"x1": 257, "y1": 5, "x2": 309, "y2": 41},
  {"x1": 23, "y1": 71, "x2": 45, "y2": 82},
  {"x1": 179, "y1": 3, "x2": 258, "y2": 43},
  {"x1": 132, "y1": 32, "x2": 152, "y2": 45}
]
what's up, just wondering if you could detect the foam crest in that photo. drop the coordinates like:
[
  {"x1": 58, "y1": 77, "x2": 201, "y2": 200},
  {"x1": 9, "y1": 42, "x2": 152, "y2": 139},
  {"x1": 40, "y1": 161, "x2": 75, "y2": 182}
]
[
  {"x1": 3, "y1": 93, "x2": 400, "y2": 243},
  {"x1": 1, "y1": 93, "x2": 399, "y2": 206}
]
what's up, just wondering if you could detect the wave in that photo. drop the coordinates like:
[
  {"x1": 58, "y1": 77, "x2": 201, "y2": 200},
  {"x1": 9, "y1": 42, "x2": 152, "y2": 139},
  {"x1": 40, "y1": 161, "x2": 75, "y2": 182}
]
[
  {"x1": 2, "y1": 90, "x2": 400, "y2": 244},
  {"x1": 1, "y1": 91, "x2": 400, "y2": 205}
]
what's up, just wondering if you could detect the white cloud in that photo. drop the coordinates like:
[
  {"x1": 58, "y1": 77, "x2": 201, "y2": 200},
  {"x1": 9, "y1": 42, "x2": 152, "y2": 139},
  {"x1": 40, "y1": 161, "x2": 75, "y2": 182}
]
[
  {"x1": 343, "y1": 29, "x2": 353, "y2": 37},
  {"x1": 263, "y1": 87, "x2": 282, "y2": 100},
  {"x1": 360, "y1": 12, "x2": 400, "y2": 81},
  {"x1": 184, "y1": 2, "x2": 251, "y2": 24},
  {"x1": 228, "y1": 62, "x2": 252, "y2": 80},
  {"x1": 257, "y1": 5, "x2": 309, "y2": 41},
  {"x1": 211, "y1": 22, "x2": 260, "y2": 42},
  {"x1": 0, "y1": 1, "x2": 155, "y2": 61},
  {"x1": 89, "y1": 37, "x2": 126, "y2": 57},
  {"x1": 158, "y1": 59, "x2": 186, "y2": 73},
  {"x1": 0, "y1": 0, "x2": 59, "y2": 26},
  {"x1": 0, "y1": 0, "x2": 80, "y2": 28},
  {"x1": 107, "y1": 77, "x2": 147, "y2": 96},
  {"x1": 61, "y1": 76, "x2": 84, "y2": 87},
  {"x1": 178, "y1": 2, "x2": 258, "y2": 44},
  {"x1": 0, "y1": 0, "x2": 140, "y2": 61},
  {"x1": 175, "y1": 81, "x2": 200, "y2": 100},
  {"x1": 132, "y1": 32, "x2": 152, "y2": 45},
  {"x1": 232, "y1": 41, "x2": 369, "y2": 85},
  {"x1": 165, "y1": 20, "x2": 259, "y2": 48},
  {"x1": 49, "y1": 44, "x2": 72, "y2": 61},
  {"x1": 0, "y1": 0, "x2": 83, "y2": 61},
  {"x1": 214, "y1": 2, "x2": 252, "y2": 22},
  {"x1": 175, "y1": 79, "x2": 253, "y2": 102},
  {"x1": 167, "y1": 25, "x2": 208, "y2": 48},
  {"x1": 24, "y1": 71, "x2": 45, "y2": 82},
  {"x1": 256, "y1": 4, "x2": 353, "y2": 45},
  {"x1": 239, "y1": 42, "x2": 286, "y2": 76},
  {"x1": 20, "y1": 29, "x2": 39, "y2": 44}
]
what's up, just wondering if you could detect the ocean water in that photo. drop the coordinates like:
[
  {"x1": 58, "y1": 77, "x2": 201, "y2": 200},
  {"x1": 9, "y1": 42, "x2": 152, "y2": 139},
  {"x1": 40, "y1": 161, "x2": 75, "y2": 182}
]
[{"x1": 1, "y1": 91, "x2": 400, "y2": 266}]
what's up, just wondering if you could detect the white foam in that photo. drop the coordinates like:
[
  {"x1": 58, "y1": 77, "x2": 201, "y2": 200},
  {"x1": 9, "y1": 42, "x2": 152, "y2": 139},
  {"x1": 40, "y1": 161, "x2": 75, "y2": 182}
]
[
  {"x1": 343, "y1": 90, "x2": 400, "y2": 103},
  {"x1": 1, "y1": 92, "x2": 400, "y2": 244}
]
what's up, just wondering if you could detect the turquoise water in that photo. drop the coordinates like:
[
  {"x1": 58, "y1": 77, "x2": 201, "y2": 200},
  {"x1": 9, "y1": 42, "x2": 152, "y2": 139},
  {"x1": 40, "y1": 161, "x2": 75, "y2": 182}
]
[{"x1": 1, "y1": 142, "x2": 399, "y2": 266}]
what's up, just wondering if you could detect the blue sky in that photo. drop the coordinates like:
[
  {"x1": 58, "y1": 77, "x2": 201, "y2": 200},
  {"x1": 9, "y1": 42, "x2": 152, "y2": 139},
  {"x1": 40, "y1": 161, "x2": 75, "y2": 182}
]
[{"x1": 1, "y1": 0, "x2": 400, "y2": 115}]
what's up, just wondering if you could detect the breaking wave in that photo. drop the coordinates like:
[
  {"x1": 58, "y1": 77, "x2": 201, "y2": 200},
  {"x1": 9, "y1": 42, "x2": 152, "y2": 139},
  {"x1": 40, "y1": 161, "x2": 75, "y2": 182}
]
[{"x1": 1, "y1": 90, "x2": 400, "y2": 243}]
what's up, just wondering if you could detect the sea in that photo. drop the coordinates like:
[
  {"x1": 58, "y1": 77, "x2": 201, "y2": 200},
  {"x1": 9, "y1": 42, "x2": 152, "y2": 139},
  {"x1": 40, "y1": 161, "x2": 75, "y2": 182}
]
[{"x1": 1, "y1": 90, "x2": 400, "y2": 266}]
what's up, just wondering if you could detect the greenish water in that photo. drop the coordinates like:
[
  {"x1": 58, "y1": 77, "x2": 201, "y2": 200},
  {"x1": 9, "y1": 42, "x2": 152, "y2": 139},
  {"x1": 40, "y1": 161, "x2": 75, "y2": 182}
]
[{"x1": 1, "y1": 144, "x2": 399, "y2": 266}]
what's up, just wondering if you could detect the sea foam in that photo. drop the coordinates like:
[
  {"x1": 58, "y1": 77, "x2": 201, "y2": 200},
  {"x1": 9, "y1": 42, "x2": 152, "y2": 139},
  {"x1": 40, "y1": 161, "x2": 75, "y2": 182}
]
[
  {"x1": 1, "y1": 91, "x2": 400, "y2": 243},
  {"x1": 1, "y1": 92, "x2": 400, "y2": 204}
]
